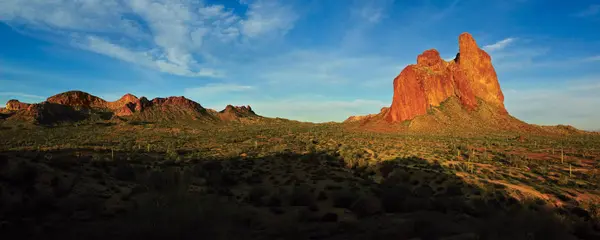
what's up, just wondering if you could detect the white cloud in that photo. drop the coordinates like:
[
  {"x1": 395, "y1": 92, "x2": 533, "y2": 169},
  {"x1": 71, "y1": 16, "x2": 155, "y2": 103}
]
[
  {"x1": 0, "y1": 0, "x2": 299, "y2": 78},
  {"x1": 250, "y1": 50, "x2": 401, "y2": 87},
  {"x1": 184, "y1": 83, "x2": 255, "y2": 98},
  {"x1": 492, "y1": 47, "x2": 552, "y2": 71},
  {"x1": 430, "y1": 0, "x2": 461, "y2": 21},
  {"x1": 493, "y1": 48, "x2": 600, "y2": 72},
  {"x1": 0, "y1": 92, "x2": 45, "y2": 100},
  {"x1": 505, "y1": 78, "x2": 600, "y2": 130},
  {"x1": 574, "y1": 4, "x2": 600, "y2": 17},
  {"x1": 483, "y1": 37, "x2": 517, "y2": 52},
  {"x1": 353, "y1": 0, "x2": 395, "y2": 23},
  {"x1": 240, "y1": 0, "x2": 298, "y2": 37},
  {"x1": 76, "y1": 36, "x2": 222, "y2": 77},
  {"x1": 583, "y1": 55, "x2": 600, "y2": 62}
]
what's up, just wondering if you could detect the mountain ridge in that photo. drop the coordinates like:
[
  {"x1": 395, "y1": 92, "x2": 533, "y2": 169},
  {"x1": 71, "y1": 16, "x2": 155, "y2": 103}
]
[{"x1": 0, "y1": 91, "x2": 262, "y2": 124}]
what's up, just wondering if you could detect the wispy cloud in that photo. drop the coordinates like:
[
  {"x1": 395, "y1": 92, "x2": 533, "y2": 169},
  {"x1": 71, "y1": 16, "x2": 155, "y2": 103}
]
[
  {"x1": 493, "y1": 48, "x2": 600, "y2": 72},
  {"x1": 248, "y1": 50, "x2": 401, "y2": 87},
  {"x1": 184, "y1": 83, "x2": 255, "y2": 98},
  {"x1": 430, "y1": 0, "x2": 461, "y2": 21},
  {"x1": 0, "y1": 0, "x2": 299, "y2": 78},
  {"x1": 583, "y1": 55, "x2": 600, "y2": 62},
  {"x1": 504, "y1": 77, "x2": 600, "y2": 130},
  {"x1": 353, "y1": 0, "x2": 395, "y2": 23},
  {"x1": 483, "y1": 37, "x2": 517, "y2": 52},
  {"x1": 574, "y1": 4, "x2": 600, "y2": 18},
  {"x1": 0, "y1": 92, "x2": 45, "y2": 100},
  {"x1": 240, "y1": 0, "x2": 298, "y2": 37}
]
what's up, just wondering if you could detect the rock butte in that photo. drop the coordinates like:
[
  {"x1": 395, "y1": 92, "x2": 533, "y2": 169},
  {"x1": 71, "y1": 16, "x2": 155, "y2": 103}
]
[
  {"x1": 349, "y1": 32, "x2": 506, "y2": 123},
  {"x1": 217, "y1": 105, "x2": 258, "y2": 121},
  {"x1": 6, "y1": 100, "x2": 31, "y2": 111}
]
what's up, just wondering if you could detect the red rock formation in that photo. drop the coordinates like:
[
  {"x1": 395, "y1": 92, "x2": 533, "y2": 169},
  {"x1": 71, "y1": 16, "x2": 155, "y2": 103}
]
[
  {"x1": 5, "y1": 100, "x2": 31, "y2": 111},
  {"x1": 114, "y1": 103, "x2": 136, "y2": 117},
  {"x1": 46, "y1": 91, "x2": 143, "y2": 112},
  {"x1": 47, "y1": 91, "x2": 108, "y2": 109},
  {"x1": 382, "y1": 32, "x2": 507, "y2": 122},
  {"x1": 135, "y1": 97, "x2": 151, "y2": 112},
  {"x1": 345, "y1": 107, "x2": 389, "y2": 123},
  {"x1": 12, "y1": 102, "x2": 84, "y2": 124},
  {"x1": 4, "y1": 90, "x2": 262, "y2": 123},
  {"x1": 150, "y1": 96, "x2": 205, "y2": 112},
  {"x1": 218, "y1": 105, "x2": 258, "y2": 121},
  {"x1": 220, "y1": 105, "x2": 255, "y2": 114},
  {"x1": 43, "y1": 91, "x2": 209, "y2": 118},
  {"x1": 107, "y1": 94, "x2": 138, "y2": 110},
  {"x1": 457, "y1": 33, "x2": 505, "y2": 109}
]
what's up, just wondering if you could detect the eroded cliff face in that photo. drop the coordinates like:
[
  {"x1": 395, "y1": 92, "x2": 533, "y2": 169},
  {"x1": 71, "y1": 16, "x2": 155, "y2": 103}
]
[
  {"x1": 46, "y1": 91, "x2": 109, "y2": 109},
  {"x1": 217, "y1": 105, "x2": 259, "y2": 121},
  {"x1": 382, "y1": 33, "x2": 506, "y2": 122},
  {"x1": 6, "y1": 100, "x2": 31, "y2": 111}
]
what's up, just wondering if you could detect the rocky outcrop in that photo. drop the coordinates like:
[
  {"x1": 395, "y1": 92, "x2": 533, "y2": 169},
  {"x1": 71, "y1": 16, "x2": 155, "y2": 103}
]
[
  {"x1": 347, "y1": 33, "x2": 507, "y2": 124},
  {"x1": 46, "y1": 91, "x2": 108, "y2": 109},
  {"x1": 345, "y1": 107, "x2": 389, "y2": 123},
  {"x1": 6, "y1": 100, "x2": 31, "y2": 111},
  {"x1": 135, "y1": 97, "x2": 151, "y2": 112},
  {"x1": 107, "y1": 94, "x2": 139, "y2": 110},
  {"x1": 220, "y1": 105, "x2": 255, "y2": 115},
  {"x1": 10, "y1": 102, "x2": 84, "y2": 124},
  {"x1": 217, "y1": 105, "x2": 259, "y2": 121},
  {"x1": 150, "y1": 96, "x2": 205, "y2": 112},
  {"x1": 384, "y1": 33, "x2": 506, "y2": 122},
  {"x1": 114, "y1": 103, "x2": 136, "y2": 117},
  {"x1": 386, "y1": 33, "x2": 506, "y2": 122}
]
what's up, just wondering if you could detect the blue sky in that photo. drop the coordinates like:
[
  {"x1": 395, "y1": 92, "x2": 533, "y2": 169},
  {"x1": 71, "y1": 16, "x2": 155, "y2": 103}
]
[{"x1": 0, "y1": 0, "x2": 599, "y2": 129}]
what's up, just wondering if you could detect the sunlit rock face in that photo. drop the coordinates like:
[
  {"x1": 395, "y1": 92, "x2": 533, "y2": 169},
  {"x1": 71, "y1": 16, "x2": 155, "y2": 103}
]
[{"x1": 383, "y1": 33, "x2": 506, "y2": 122}]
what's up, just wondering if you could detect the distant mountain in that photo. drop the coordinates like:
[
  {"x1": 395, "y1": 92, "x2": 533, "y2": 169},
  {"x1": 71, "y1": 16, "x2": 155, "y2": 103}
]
[{"x1": 0, "y1": 90, "x2": 262, "y2": 124}]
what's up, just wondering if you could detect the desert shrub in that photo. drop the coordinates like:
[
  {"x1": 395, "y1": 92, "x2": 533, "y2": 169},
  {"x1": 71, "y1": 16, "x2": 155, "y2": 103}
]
[
  {"x1": 532, "y1": 165, "x2": 549, "y2": 176},
  {"x1": 557, "y1": 175, "x2": 570, "y2": 186},
  {"x1": 378, "y1": 161, "x2": 396, "y2": 178},
  {"x1": 8, "y1": 161, "x2": 38, "y2": 186},
  {"x1": 502, "y1": 154, "x2": 530, "y2": 168},
  {"x1": 290, "y1": 185, "x2": 315, "y2": 206},
  {"x1": 477, "y1": 206, "x2": 573, "y2": 240},
  {"x1": 113, "y1": 164, "x2": 136, "y2": 181},
  {"x1": 248, "y1": 186, "x2": 270, "y2": 207},
  {"x1": 317, "y1": 191, "x2": 328, "y2": 201},
  {"x1": 74, "y1": 191, "x2": 253, "y2": 240},
  {"x1": 332, "y1": 189, "x2": 360, "y2": 209},
  {"x1": 320, "y1": 212, "x2": 338, "y2": 222},
  {"x1": 266, "y1": 195, "x2": 282, "y2": 207},
  {"x1": 380, "y1": 185, "x2": 411, "y2": 213},
  {"x1": 339, "y1": 146, "x2": 370, "y2": 169},
  {"x1": 351, "y1": 196, "x2": 382, "y2": 218},
  {"x1": 147, "y1": 170, "x2": 168, "y2": 190},
  {"x1": 164, "y1": 148, "x2": 180, "y2": 161}
]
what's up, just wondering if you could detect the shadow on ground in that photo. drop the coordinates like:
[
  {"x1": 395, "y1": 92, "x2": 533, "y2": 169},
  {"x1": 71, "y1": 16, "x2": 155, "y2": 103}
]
[{"x1": 0, "y1": 150, "x2": 598, "y2": 240}]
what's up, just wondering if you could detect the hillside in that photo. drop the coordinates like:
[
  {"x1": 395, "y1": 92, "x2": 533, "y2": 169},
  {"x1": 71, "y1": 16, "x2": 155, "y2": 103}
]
[
  {"x1": 0, "y1": 91, "x2": 262, "y2": 125},
  {"x1": 1, "y1": 120, "x2": 599, "y2": 239}
]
